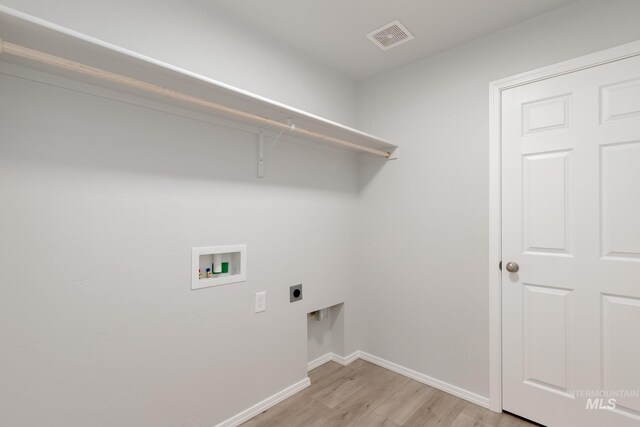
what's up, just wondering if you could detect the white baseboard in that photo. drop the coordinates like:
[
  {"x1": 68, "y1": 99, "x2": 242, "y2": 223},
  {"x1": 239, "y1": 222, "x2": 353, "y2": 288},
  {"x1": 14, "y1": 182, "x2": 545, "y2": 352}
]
[
  {"x1": 221, "y1": 350, "x2": 491, "y2": 426},
  {"x1": 340, "y1": 351, "x2": 361, "y2": 365},
  {"x1": 358, "y1": 352, "x2": 491, "y2": 409},
  {"x1": 307, "y1": 351, "x2": 361, "y2": 371},
  {"x1": 214, "y1": 377, "x2": 311, "y2": 427},
  {"x1": 307, "y1": 353, "x2": 335, "y2": 371}
]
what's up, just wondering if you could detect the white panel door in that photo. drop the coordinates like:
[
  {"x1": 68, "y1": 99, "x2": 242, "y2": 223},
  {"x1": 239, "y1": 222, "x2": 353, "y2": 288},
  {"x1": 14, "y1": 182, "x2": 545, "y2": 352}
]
[{"x1": 502, "y1": 55, "x2": 640, "y2": 427}]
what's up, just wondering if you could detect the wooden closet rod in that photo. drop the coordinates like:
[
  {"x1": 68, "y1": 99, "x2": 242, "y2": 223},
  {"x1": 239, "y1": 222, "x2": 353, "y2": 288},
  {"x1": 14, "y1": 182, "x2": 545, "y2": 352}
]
[{"x1": 0, "y1": 39, "x2": 391, "y2": 158}]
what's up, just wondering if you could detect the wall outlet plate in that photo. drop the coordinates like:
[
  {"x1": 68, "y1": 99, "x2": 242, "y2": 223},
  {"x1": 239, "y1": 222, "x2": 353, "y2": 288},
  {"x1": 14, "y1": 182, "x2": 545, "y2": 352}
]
[
  {"x1": 290, "y1": 284, "x2": 302, "y2": 303},
  {"x1": 255, "y1": 291, "x2": 266, "y2": 313}
]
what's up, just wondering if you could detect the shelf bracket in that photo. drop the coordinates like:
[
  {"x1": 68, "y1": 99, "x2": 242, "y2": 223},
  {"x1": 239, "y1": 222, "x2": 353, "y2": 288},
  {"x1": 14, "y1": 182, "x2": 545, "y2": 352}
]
[
  {"x1": 258, "y1": 128, "x2": 265, "y2": 178},
  {"x1": 267, "y1": 128, "x2": 285, "y2": 152},
  {"x1": 265, "y1": 118, "x2": 291, "y2": 152},
  {"x1": 257, "y1": 119, "x2": 294, "y2": 178}
]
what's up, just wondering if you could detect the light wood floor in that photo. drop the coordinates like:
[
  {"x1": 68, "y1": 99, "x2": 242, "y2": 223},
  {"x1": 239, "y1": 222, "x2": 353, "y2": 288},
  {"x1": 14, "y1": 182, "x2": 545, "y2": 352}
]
[{"x1": 241, "y1": 359, "x2": 537, "y2": 427}]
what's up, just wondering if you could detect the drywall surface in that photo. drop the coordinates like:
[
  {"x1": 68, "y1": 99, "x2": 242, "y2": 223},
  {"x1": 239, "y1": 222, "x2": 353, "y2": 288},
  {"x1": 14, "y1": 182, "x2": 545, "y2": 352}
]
[
  {"x1": 0, "y1": 1, "x2": 362, "y2": 425},
  {"x1": 0, "y1": 0, "x2": 357, "y2": 126},
  {"x1": 355, "y1": 0, "x2": 640, "y2": 398},
  {"x1": 0, "y1": 63, "x2": 357, "y2": 425}
]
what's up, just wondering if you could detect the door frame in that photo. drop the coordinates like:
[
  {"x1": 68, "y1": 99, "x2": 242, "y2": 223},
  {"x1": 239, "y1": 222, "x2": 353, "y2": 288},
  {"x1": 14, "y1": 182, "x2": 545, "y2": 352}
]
[{"x1": 488, "y1": 39, "x2": 640, "y2": 412}]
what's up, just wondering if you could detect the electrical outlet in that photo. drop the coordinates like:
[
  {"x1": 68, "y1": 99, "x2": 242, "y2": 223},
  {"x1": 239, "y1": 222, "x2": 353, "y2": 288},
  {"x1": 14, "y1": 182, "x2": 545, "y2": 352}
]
[
  {"x1": 290, "y1": 284, "x2": 302, "y2": 302},
  {"x1": 255, "y1": 291, "x2": 266, "y2": 313}
]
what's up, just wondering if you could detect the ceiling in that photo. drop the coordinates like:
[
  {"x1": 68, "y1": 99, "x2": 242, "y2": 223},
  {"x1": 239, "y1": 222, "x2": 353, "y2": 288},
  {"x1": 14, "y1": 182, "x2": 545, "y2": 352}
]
[{"x1": 206, "y1": 0, "x2": 580, "y2": 81}]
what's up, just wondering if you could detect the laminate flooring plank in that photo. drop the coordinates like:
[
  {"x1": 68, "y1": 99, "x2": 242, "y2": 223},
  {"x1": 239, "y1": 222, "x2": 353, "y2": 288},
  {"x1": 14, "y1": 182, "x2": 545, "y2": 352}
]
[
  {"x1": 450, "y1": 402, "x2": 500, "y2": 427},
  {"x1": 240, "y1": 360, "x2": 539, "y2": 427},
  {"x1": 308, "y1": 359, "x2": 369, "y2": 396},
  {"x1": 242, "y1": 361, "x2": 364, "y2": 426},
  {"x1": 374, "y1": 379, "x2": 437, "y2": 425},
  {"x1": 312, "y1": 361, "x2": 379, "y2": 408},
  {"x1": 312, "y1": 367, "x2": 411, "y2": 426},
  {"x1": 355, "y1": 412, "x2": 401, "y2": 427},
  {"x1": 309, "y1": 360, "x2": 344, "y2": 382},
  {"x1": 403, "y1": 389, "x2": 467, "y2": 427},
  {"x1": 496, "y1": 413, "x2": 537, "y2": 427}
]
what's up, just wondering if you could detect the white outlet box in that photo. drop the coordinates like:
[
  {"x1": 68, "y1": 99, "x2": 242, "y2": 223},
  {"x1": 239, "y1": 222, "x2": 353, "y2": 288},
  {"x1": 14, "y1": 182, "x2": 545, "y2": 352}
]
[
  {"x1": 255, "y1": 291, "x2": 266, "y2": 313},
  {"x1": 191, "y1": 244, "x2": 247, "y2": 290}
]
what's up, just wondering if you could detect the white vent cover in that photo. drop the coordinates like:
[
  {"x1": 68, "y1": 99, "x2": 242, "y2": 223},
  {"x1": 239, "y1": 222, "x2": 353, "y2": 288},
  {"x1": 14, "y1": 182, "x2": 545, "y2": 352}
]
[{"x1": 366, "y1": 20, "x2": 414, "y2": 51}]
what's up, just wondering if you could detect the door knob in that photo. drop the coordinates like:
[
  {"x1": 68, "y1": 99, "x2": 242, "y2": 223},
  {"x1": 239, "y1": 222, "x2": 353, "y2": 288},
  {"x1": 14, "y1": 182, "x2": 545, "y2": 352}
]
[{"x1": 505, "y1": 262, "x2": 519, "y2": 273}]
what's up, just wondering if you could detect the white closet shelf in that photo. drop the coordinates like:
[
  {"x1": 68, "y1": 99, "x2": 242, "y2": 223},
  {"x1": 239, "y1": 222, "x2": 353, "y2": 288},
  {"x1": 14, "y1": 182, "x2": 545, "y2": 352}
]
[{"x1": 0, "y1": 7, "x2": 397, "y2": 159}]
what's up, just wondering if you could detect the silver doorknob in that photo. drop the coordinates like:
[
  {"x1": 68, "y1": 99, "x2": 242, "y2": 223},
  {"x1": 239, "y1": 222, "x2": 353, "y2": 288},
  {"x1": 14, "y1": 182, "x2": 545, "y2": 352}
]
[{"x1": 505, "y1": 262, "x2": 519, "y2": 273}]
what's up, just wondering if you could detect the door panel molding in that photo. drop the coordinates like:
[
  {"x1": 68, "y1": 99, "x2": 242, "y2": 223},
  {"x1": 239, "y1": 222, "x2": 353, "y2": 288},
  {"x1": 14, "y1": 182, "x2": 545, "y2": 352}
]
[
  {"x1": 522, "y1": 283, "x2": 574, "y2": 395},
  {"x1": 600, "y1": 140, "x2": 640, "y2": 260}
]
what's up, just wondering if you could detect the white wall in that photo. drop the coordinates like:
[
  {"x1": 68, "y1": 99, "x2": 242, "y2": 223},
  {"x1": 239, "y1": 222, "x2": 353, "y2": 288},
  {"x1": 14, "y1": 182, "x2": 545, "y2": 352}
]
[
  {"x1": 355, "y1": 0, "x2": 640, "y2": 399},
  {"x1": 0, "y1": 0, "x2": 357, "y2": 126},
  {"x1": 0, "y1": 64, "x2": 357, "y2": 427},
  {"x1": 0, "y1": 1, "x2": 361, "y2": 426}
]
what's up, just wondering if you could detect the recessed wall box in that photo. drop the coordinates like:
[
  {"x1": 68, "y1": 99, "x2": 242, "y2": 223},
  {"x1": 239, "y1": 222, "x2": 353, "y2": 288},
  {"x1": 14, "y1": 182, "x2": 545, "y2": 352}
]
[
  {"x1": 191, "y1": 245, "x2": 246, "y2": 290},
  {"x1": 290, "y1": 284, "x2": 303, "y2": 302}
]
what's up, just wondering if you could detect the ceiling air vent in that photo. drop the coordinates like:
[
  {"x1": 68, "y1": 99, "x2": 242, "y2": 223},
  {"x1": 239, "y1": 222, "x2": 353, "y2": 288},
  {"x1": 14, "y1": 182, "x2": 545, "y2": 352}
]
[{"x1": 366, "y1": 19, "x2": 414, "y2": 51}]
